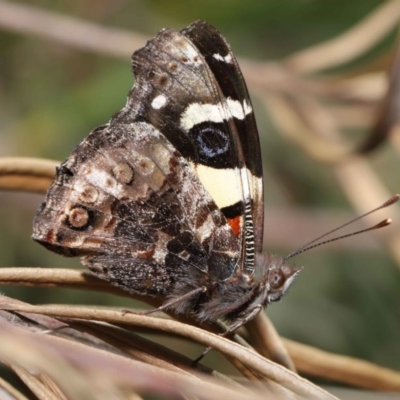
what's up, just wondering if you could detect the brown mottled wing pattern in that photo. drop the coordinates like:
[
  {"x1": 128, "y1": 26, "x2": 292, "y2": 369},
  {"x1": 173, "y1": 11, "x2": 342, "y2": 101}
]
[
  {"x1": 33, "y1": 121, "x2": 239, "y2": 295},
  {"x1": 32, "y1": 21, "x2": 260, "y2": 298}
]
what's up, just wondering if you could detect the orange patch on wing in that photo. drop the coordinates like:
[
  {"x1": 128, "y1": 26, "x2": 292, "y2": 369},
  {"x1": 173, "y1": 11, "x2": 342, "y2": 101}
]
[{"x1": 227, "y1": 216, "x2": 241, "y2": 237}]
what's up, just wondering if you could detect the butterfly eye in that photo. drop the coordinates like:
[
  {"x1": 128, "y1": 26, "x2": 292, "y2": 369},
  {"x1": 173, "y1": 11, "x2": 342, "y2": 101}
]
[{"x1": 269, "y1": 270, "x2": 285, "y2": 289}]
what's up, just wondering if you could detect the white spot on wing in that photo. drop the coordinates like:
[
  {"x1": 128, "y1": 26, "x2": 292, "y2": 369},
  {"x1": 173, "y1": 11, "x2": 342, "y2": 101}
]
[
  {"x1": 180, "y1": 103, "x2": 224, "y2": 130},
  {"x1": 195, "y1": 212, "x2": 214, "y2": 242},
  {"x1": 243, "y1": 99, "x2": 252, "y2": 115},
  {"x1": 240, "y1": 167, "x2": 251, "y2": 201},
  {"x1": 84, "y1": 167, "x2": 125, "y2": 198},
  {"x1": 151, "y1": 94, "x2": 167, "y2": 109},
  {"x1": 175, "y1": 39, "x2": 202, "y2": 65},
  {"x1": 213, "y1": 53, "x2": 233, "y2": 63},
  {"x1": 213, "y1": 53, "x2": 224, "y2": 62},
  {"x1": 227, "y1": 98, "x2": 245, "y2": 120},
  {"x1": 153, "y1": 231, "x2": 170, "y2": 263},
  {"x1": 180, "y1": 99, "x2": 252, "y2": 130}
]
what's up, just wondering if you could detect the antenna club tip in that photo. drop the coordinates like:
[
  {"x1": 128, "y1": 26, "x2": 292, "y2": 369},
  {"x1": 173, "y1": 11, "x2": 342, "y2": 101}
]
[
  {"x1": 376, "y1": 218, "x2": 392, "y2": 228},
  {"x1": 383, "y1": 194, "x2": 400, "y2": 207}
]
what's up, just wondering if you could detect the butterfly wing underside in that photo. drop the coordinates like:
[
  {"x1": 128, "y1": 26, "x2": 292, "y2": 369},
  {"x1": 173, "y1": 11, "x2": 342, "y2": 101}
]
[
  {"x1": 32, "y1": 21, "x2": 263, "y2": 298},
  {"x1": 183, "y1": 21, "x2": 264, "y2": 263}
]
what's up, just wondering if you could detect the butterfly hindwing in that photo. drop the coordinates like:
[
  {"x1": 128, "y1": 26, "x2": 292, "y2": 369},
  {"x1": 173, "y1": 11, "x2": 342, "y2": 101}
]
[{"x1": 33, "y1": 120, "x2": 240, "y2": 295}]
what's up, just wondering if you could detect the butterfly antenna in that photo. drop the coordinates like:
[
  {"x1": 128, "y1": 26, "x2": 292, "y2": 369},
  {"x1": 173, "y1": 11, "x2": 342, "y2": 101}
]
[{"x1": 283, "y1": 194, "x2": 399, "y2": 262}]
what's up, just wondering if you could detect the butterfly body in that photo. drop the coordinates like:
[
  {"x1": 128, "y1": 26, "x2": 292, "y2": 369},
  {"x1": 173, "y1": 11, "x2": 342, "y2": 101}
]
[{"x1": 32, "y1": 21, "x2": 301, "y2": 330}]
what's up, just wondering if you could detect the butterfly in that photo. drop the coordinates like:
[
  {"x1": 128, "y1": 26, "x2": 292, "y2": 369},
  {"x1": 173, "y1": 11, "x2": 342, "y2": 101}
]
[{"x1": 32, "y1": 20, "x2": 302, "y2": 335}]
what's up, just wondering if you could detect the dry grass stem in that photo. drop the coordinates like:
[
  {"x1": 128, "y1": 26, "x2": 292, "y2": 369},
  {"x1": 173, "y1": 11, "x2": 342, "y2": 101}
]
[
  {"x1": 0, "y1": 0, "x2": 148, "y2": 59},
  {"x1": 7, "y1": 363, "x2": 62, "y2": 400},
  {"x1": 0, "y1": 298, "x2": 338, "y2": 400},
  {"x1": 0, "y1": 373, "x2": 29, "y2": 400},
  {"x1": 67, "y1": 319, "x2": 214, "y2": 376},
  {"x1": 285, "y1": 0, "x2": 400, "y2": 73},
  {"x1": 0, "y1": 267, "x2": 142, "y2": 298},
  {"x1": 262, "y1": 92, "x2": 351, "y2": 162},
  {"x1": 363, "y1": 32, "x2": 400, "y2": 152},
  {"x1": 246, "y1": 313, "x2": 296, "y2": 373},
  {"x1": 0, "y1": 158, "x2": 58, "y2": 178},
  {"x1": 0, "y1": 316, "x2": 314, "y2": 400},
  {"x1": 333, "y1": 158, "x2": 400, "y2": 267},
  {"x1": 0, "y1": 157, "x2": 58, "y2": 193},
  {"x1": 285, "y1": 339, "x2": 400, "y2": 391},
  {"x1": 1, "y1": 266, "x2": 400, "y2": 393}
]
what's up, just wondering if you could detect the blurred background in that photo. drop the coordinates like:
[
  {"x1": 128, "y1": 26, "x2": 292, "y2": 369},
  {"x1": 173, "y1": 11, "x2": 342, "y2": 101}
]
[{"x1": 1, "y1": 0, "x2": 400, "y2": 381}]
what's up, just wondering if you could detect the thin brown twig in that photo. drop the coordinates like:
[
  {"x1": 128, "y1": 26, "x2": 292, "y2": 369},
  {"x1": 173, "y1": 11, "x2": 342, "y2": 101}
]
[
  {"x1": 360, "y1": 28, "x2": 400, "y2": 152},
  {"x1": 0, "y1": 175, "x2": 53, "y2": 193},
  {"x1": 38, "y1": 372, "x2": 69, "y2": 400},
  {"x1": 0, "y1": 301, "x2": 338, "y2": 400},
  {"x1": 67, "y1": 319, "x2": 213, "y2": 376},
  {"x1": 262, "y1": 92, "x2": 351, "y2": 163},
  {"x1": 6, "y1": 363, "x2": 60, "y2": 400},
  {"x1": 0, "y1": 0, "x2": 148, "y2": 59},
  {"x1": 284, "y1": 338, "x2": 400, "y2": 391},
  {"x1": 0, "y1": 157, "x2": 57, "y2": 193},
  {"x1": 0, "y1": 1, "x2": 391, "y2": 107},
  {"x1": 0, "y1": 157, "x2": 58, "y2": 178},
  {"x1": 278, "y1": 88, "x2": 400, "y2": 268},
  {"x1": 3, "y1": 265, "x2": 400, "y2": 391},
  {"x1": 0, "y1": 318, "x2": 291, "y2": 400},
  {"x1": 0, "y1": 267, "x2": 144, "y2": 299},
  {"x1": 246, "y1": 313, "x2": 296, "y2": 373},
  {"x1": 0, "y1": 373, "x2": 29, "y2": 400},
  {"x1": 285, "y1": 0, "x2": 400, "y2": 74}
]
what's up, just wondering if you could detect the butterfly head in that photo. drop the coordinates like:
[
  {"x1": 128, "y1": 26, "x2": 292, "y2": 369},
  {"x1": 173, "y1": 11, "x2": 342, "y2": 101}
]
[
  {"x1": 266, "y1": 263, "x2": 303, "y2": 303},
  {"x1": 256, "y1": 254, "x2": 303, "y2": 304}
]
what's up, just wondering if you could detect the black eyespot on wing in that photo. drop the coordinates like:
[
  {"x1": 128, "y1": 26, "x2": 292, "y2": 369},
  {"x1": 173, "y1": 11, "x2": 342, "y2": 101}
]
[{"x1": 187, "y1": 122, "x2": 234, "y2": 168}]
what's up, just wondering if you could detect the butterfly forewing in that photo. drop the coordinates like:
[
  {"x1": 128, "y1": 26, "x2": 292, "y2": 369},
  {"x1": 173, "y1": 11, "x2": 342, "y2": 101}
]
[
  {"x1": 182, "y1": 21, "x2": 264, "y2": 254},
  {"x1": 182, "y1": 21, "x2": 263, "y2": 269},
  {"x1": 120, "y1": 21, "x2": 263, "y2": 273}
]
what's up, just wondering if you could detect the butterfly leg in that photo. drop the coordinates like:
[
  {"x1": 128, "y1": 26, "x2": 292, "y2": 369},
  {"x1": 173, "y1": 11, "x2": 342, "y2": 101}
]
[
  {"x1": 192, "y1": 305, "x2": 263, "y2": 364},
  {"x1": 122, "y1": 286, "x2": 207, "y2": 316}
]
